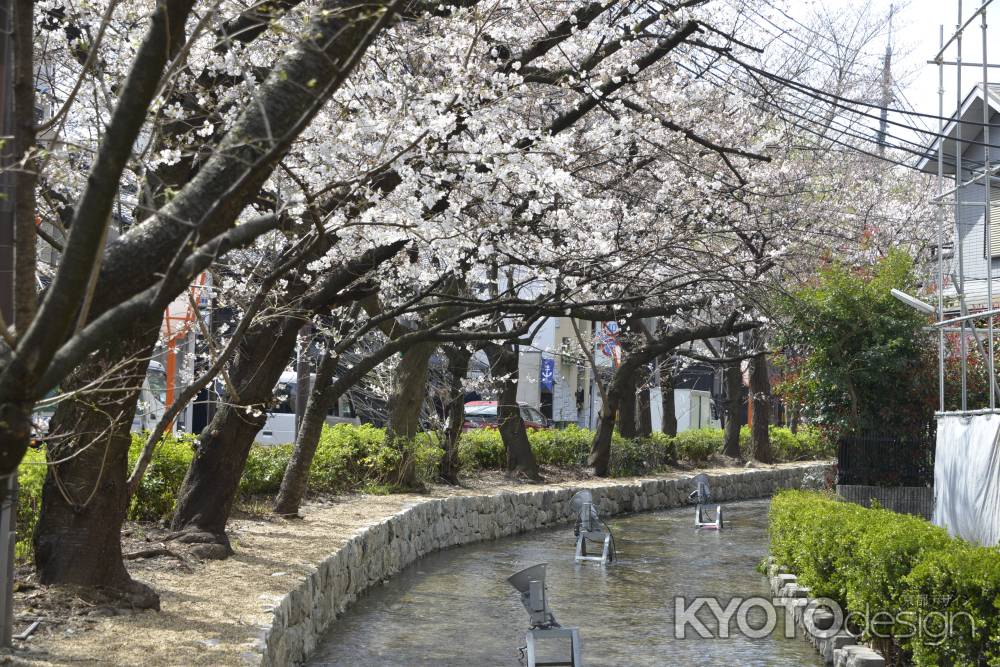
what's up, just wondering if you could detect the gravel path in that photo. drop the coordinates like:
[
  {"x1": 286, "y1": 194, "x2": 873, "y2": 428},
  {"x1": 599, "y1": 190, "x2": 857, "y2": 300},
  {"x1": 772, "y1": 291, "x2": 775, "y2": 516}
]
[{"x1": 7, "y1": 462, "x2": 821, "y2": 666}]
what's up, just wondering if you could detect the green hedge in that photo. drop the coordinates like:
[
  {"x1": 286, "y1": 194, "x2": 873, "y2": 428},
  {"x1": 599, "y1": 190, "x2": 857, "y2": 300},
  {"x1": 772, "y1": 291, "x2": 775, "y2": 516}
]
[
  {"x1": 15, "y1": 448, "x2": 46, "y2": 561},
  {"x1": 16, "y1": 424, "x2": 443, "y2": 560},
  {"x1": 740, "y1": 425, "x2": 835, "y2": 461},
  {"x1": 457, "y1": 425, "x2": 676, "y2": 477},
  {"x1": 674, "y1": 428, "x2": 724, "y2": 463},
  {"x1": 670, "y1": 425, "x2": 833, "y2": 463},
  {"x1": 770, "y1": 490, "x2": 1000, "y2": 665},
  {"x1": 457, "y1": 425, "x2": 829, "y2": 474}
]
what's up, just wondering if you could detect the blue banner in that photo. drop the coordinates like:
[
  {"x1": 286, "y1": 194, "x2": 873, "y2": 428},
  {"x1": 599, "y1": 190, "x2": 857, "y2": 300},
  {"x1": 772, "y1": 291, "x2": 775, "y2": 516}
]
[{"x1": 540, "y1": 358, "x2": 555, "y2": 392}]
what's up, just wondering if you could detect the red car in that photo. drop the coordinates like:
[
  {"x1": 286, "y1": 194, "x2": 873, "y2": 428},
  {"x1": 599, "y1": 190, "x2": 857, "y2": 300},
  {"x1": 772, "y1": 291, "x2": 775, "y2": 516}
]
[{"x1": 463, "y1": 401, "x2": 551, "y2": 431}]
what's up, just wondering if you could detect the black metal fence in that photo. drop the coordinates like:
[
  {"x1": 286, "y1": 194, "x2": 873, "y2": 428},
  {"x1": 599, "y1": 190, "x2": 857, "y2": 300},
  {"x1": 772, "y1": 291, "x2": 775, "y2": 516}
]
[{"x1": 837, "y1": 430, "x2": 935, "y2": 487}]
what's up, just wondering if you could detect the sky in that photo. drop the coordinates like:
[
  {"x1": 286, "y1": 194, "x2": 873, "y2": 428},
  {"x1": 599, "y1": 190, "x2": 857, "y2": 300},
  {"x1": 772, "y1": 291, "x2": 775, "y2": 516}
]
[
  {"x1": 778, "y1": 0, "x2": 996, "y2": 149},
  {"x1": 888, "y1": 0, "x2": 993, "y2": 115}
]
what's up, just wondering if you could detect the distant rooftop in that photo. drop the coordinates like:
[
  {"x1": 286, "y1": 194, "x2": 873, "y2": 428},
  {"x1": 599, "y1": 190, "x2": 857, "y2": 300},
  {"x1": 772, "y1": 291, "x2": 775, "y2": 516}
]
[{"x1": 917, "y1": 83, "x2": 1000, "y2": 175}]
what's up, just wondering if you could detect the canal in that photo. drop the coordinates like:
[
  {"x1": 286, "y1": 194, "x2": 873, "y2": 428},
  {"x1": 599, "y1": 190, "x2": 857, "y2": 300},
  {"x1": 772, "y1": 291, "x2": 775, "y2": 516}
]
[{"x1": 307, "y1": 498, "x2": 821, "y2": 666}]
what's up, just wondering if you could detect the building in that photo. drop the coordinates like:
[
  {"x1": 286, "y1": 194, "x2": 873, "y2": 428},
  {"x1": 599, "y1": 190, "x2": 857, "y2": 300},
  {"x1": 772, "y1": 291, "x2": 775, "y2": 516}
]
[{"x1": 917, "y1": 83, "x2": 1000, "y2": 315}]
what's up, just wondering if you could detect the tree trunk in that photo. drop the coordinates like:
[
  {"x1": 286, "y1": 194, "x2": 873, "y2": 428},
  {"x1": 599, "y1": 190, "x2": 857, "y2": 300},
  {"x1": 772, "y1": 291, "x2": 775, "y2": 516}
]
[
  {"x1": 587, "y1": 320, "x2": 759, "y2": 475},
  {"x1": 0, "y1": 404, "x2": 30, "y2": 477},
  {"x1": 169, "y1": 317, "x2": 299, "y2": 556},
  {"x1": 637, "y1": 385, "x2": 652, "y2": 437},
  {"x1": 589, "y1": 361, "x2": 634, "y2": 476},
  {"x1": 486, "y1": 344, "x2": 540, "y2": 480},
  {"x1": 33, "y1": 317, "x2": 161, "y2": 607},
  {"x1": 588, "y1": 393, "x2": 618, "y2": 477},
  {"x1": 384, "y1": 341, "x2": 436, "y2": 489},
  {"x1": 171, "y1": 241, "x2": 407, "y2": 546},
  {"x1": 273, "y1": 344, "x2": 338, "y2": 516},
  {"x1": 722, "y1": 351, "x2": 742, "y2": 459},
  {"x1": 440, "y1": 345, "x2": 471, "y2": 484},
  {"x1": 749, "y1": 348, "x2": 773, "y2": 463},
  {"x1": 660, "y1": 359, "x2": 677, "y2": 437},
  {"x1": 617, "y1": 371, "x2": 638, "y2": 439},
  {"x1": 295, "y1": 324, "x2": 313, "y2": 437}
]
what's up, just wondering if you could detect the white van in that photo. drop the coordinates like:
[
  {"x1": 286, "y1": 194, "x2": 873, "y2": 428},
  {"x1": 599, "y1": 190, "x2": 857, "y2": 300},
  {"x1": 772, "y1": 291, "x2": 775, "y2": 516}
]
[
  {"x1": 30, "y1": 361, "x2": 169, "y2": 438},
  {"x1": 256, "y1": 371, "x2": 360, "y2": 446}
]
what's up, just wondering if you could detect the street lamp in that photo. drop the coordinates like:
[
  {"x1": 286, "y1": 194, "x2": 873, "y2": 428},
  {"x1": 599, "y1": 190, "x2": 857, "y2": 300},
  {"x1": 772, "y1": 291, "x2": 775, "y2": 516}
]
[{"x1": 891, "y1": 289, "x2": 936, "y2": 315}]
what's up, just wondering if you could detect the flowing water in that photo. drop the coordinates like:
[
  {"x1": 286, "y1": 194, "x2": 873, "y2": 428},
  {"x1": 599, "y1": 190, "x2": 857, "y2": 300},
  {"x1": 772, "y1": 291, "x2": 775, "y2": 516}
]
[{"x1": 307, "y1": 498, "x2": 821, "y2": 666}]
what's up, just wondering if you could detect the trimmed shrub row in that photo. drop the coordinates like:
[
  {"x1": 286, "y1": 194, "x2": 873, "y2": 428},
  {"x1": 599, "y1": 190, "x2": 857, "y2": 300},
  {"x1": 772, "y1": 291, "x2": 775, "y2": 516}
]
[
  {"x1": 666, "y1": 425, "x2": 833, "y2": 464},
  {"x1": 456, "y1": 424, "x2": 676, "y2": 476},
  {"x1": 17, "y1": 424, "x2": 442, "y2": 559},
  {"x1": 15, "y1": 424, "x2": 829, "y2": 562},
  {"x1": 770, "y1": 490, "x2": 1000, "y2": 665},
  {"x1": 456, "y1": 425, "x2": 830, "y2": 473}
]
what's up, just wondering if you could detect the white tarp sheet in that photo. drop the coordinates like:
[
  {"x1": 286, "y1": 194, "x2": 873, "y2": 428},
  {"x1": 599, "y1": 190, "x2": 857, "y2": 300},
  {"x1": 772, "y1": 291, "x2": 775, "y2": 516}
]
[{"x1": 934, "y1": 414, "x2": 1000, "y2": 545}]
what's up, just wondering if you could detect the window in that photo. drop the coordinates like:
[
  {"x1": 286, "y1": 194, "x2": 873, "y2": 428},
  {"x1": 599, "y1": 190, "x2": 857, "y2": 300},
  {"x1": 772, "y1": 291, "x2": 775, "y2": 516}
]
[{"x1": 987, "y1": 188, "x2": 1000, "y2": 257}]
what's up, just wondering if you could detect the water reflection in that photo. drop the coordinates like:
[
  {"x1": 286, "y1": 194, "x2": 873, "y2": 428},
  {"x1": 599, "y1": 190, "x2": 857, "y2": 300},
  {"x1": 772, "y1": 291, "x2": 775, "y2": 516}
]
[{"x1": 308, "y1": 499, "x2": 821, "y2": 666}]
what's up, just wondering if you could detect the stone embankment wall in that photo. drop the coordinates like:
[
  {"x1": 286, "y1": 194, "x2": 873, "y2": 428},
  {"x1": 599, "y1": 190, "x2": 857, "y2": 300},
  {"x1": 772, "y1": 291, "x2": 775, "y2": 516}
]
[
  {"x1": 766, "y1": 562, "x2": 884, "y2": 666},
  {"x1": 261, "y1": 463, "x2": 830, "y2": 666}
]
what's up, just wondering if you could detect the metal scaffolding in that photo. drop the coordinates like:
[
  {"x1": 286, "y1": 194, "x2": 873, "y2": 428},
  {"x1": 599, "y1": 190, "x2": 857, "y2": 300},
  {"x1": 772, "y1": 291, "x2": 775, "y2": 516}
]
[{"x1": 933, "y1": 0, "x2": 999, "y2": 414}]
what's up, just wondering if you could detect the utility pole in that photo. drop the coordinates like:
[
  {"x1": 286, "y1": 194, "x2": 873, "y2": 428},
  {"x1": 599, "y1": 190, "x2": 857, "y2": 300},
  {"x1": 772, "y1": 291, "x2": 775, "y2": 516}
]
[
  {"x1": 877, "y1": 3, "x2": 895, "y2": 156},
  {"x1": 0, "y1": 0, "x2": 16, "y2": 649}
]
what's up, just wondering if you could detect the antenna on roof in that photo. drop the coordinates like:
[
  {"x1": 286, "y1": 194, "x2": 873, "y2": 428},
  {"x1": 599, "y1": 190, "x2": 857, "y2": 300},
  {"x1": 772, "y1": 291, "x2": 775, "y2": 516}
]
[{"x1": 568, "y1": 490, "x2": 615, "y2": 564}]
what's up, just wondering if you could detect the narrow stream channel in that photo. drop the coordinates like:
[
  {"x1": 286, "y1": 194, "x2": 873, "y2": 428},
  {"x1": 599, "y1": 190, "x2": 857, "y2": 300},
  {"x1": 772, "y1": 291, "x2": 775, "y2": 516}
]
[{"x1": 307, "y1": 498, "x2": 822, "y2": 666}]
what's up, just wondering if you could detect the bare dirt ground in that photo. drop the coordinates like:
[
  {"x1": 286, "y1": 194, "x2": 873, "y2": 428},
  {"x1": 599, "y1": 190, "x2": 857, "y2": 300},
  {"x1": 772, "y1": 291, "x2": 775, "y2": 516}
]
[{"x1": 2, "y1": 460, "x2": 817, "y2": 666}]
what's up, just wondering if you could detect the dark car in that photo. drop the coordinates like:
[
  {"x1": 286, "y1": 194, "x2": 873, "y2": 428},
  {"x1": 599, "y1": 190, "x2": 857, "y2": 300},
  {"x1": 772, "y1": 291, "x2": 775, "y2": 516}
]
[{"x1": 463, "y1": 401, "x2": 551, "y2": 431}]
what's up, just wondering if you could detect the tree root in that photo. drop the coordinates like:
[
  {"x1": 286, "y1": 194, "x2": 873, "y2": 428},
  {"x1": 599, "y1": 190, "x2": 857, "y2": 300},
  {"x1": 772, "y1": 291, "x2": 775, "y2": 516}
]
[{"x1": 164, "y1": 529, "x2": 233, "y2": 560}]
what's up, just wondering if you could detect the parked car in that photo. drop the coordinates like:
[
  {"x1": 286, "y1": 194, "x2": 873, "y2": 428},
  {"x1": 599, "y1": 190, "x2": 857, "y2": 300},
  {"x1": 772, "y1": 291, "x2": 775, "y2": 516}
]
[{"x1": 463, "y1": 401, "x2": 551, "y2": 431}]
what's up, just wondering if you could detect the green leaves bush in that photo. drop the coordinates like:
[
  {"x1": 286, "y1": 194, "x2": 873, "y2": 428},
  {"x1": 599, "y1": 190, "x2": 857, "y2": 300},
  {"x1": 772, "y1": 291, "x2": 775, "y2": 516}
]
[
  {"x1": 904, "y1": 545, "x2": 1000, "y2": 666},
  {"x1": 458, "y1": 425, "x2": 828, "y2": 475},
  {"x1": 770, "y1": 490, "x2": 1000, "y2": 665},
  {"x1": 608, "y1": 432, "x2": 676, "y2": 476},
  {"x1": 738, "y1": 425, "x2": 834, "y2": 461},
  {"x1": 15, "y1": 424, "x2": 443, "y2": 560},
  {"x1": 530, "y1": 425, "x2": 592, "y2": 466},
  {"x1": 15, "y1": 448, "x2": 46, "y2": 561},
  {"x1": 127, "y1": 433, "x2": 198, "y2": 520},
  {"x1": 674, "y1": 428, "x2": 724, "y2": 463},
  {"x1": 457, "y1": 427, "x2": 507, "y2": 469},
  {"x1": 457, "y1": 426, "x2": 678, "y2": 476}
]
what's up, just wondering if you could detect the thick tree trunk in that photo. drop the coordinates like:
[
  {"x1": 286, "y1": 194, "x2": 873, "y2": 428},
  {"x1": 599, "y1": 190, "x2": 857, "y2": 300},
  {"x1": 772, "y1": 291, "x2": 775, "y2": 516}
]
[
  {"x1": 273, "y1": 345, "x2": 338, "y2": 516},
  {"x1": 749, "y1": 348, "x2": 773, "y2": 463},
  {"x1": 171, "y1": 241, "x2": 407, "y2": 546},
  {"x1": 440, "y1": 345, "x2": 471, "y2": 484},
  {"x1": 169, "y1": 317, "x2": 299, "y2": 556},
  {"x1": 588, "y1": 320, "x2": 758, "y2": 475},
  {"x1": 33, "y1": 318, "x2": 160, "y2": 606},
  {"x1": 660, "y1": 359, "x2": 677, "y2": 437},
  {"x1": 722, "y1": 353, "x2": 742, "y2": 459},
  {"x1": 384, "y1": 341, "x2": 436, "y2": 489},
  {"x1": 617, "y1": 372, "x2": 638, "y2": 439},
  {"x1": 0, "y1": 404, "x2": 31, "y2": 477},
  {"x1": 589, "y1": 361, "x2": 634, "y2": 477},
  {"x1": 486, "y1": 344, "x2": 540, "y2": 480},
  {"x1": 588, "y1": 395, "x2": 618, "y2": 477}
]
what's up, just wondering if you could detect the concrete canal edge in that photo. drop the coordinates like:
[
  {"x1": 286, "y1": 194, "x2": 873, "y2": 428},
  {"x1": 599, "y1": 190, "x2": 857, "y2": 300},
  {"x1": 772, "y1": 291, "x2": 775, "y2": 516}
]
[
  {"x1": 259, "y1": 462, "x2": 832, "y2": 666},
  {"x1": 766, "y1": 563, "x2": 885, "y2": 666}
]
